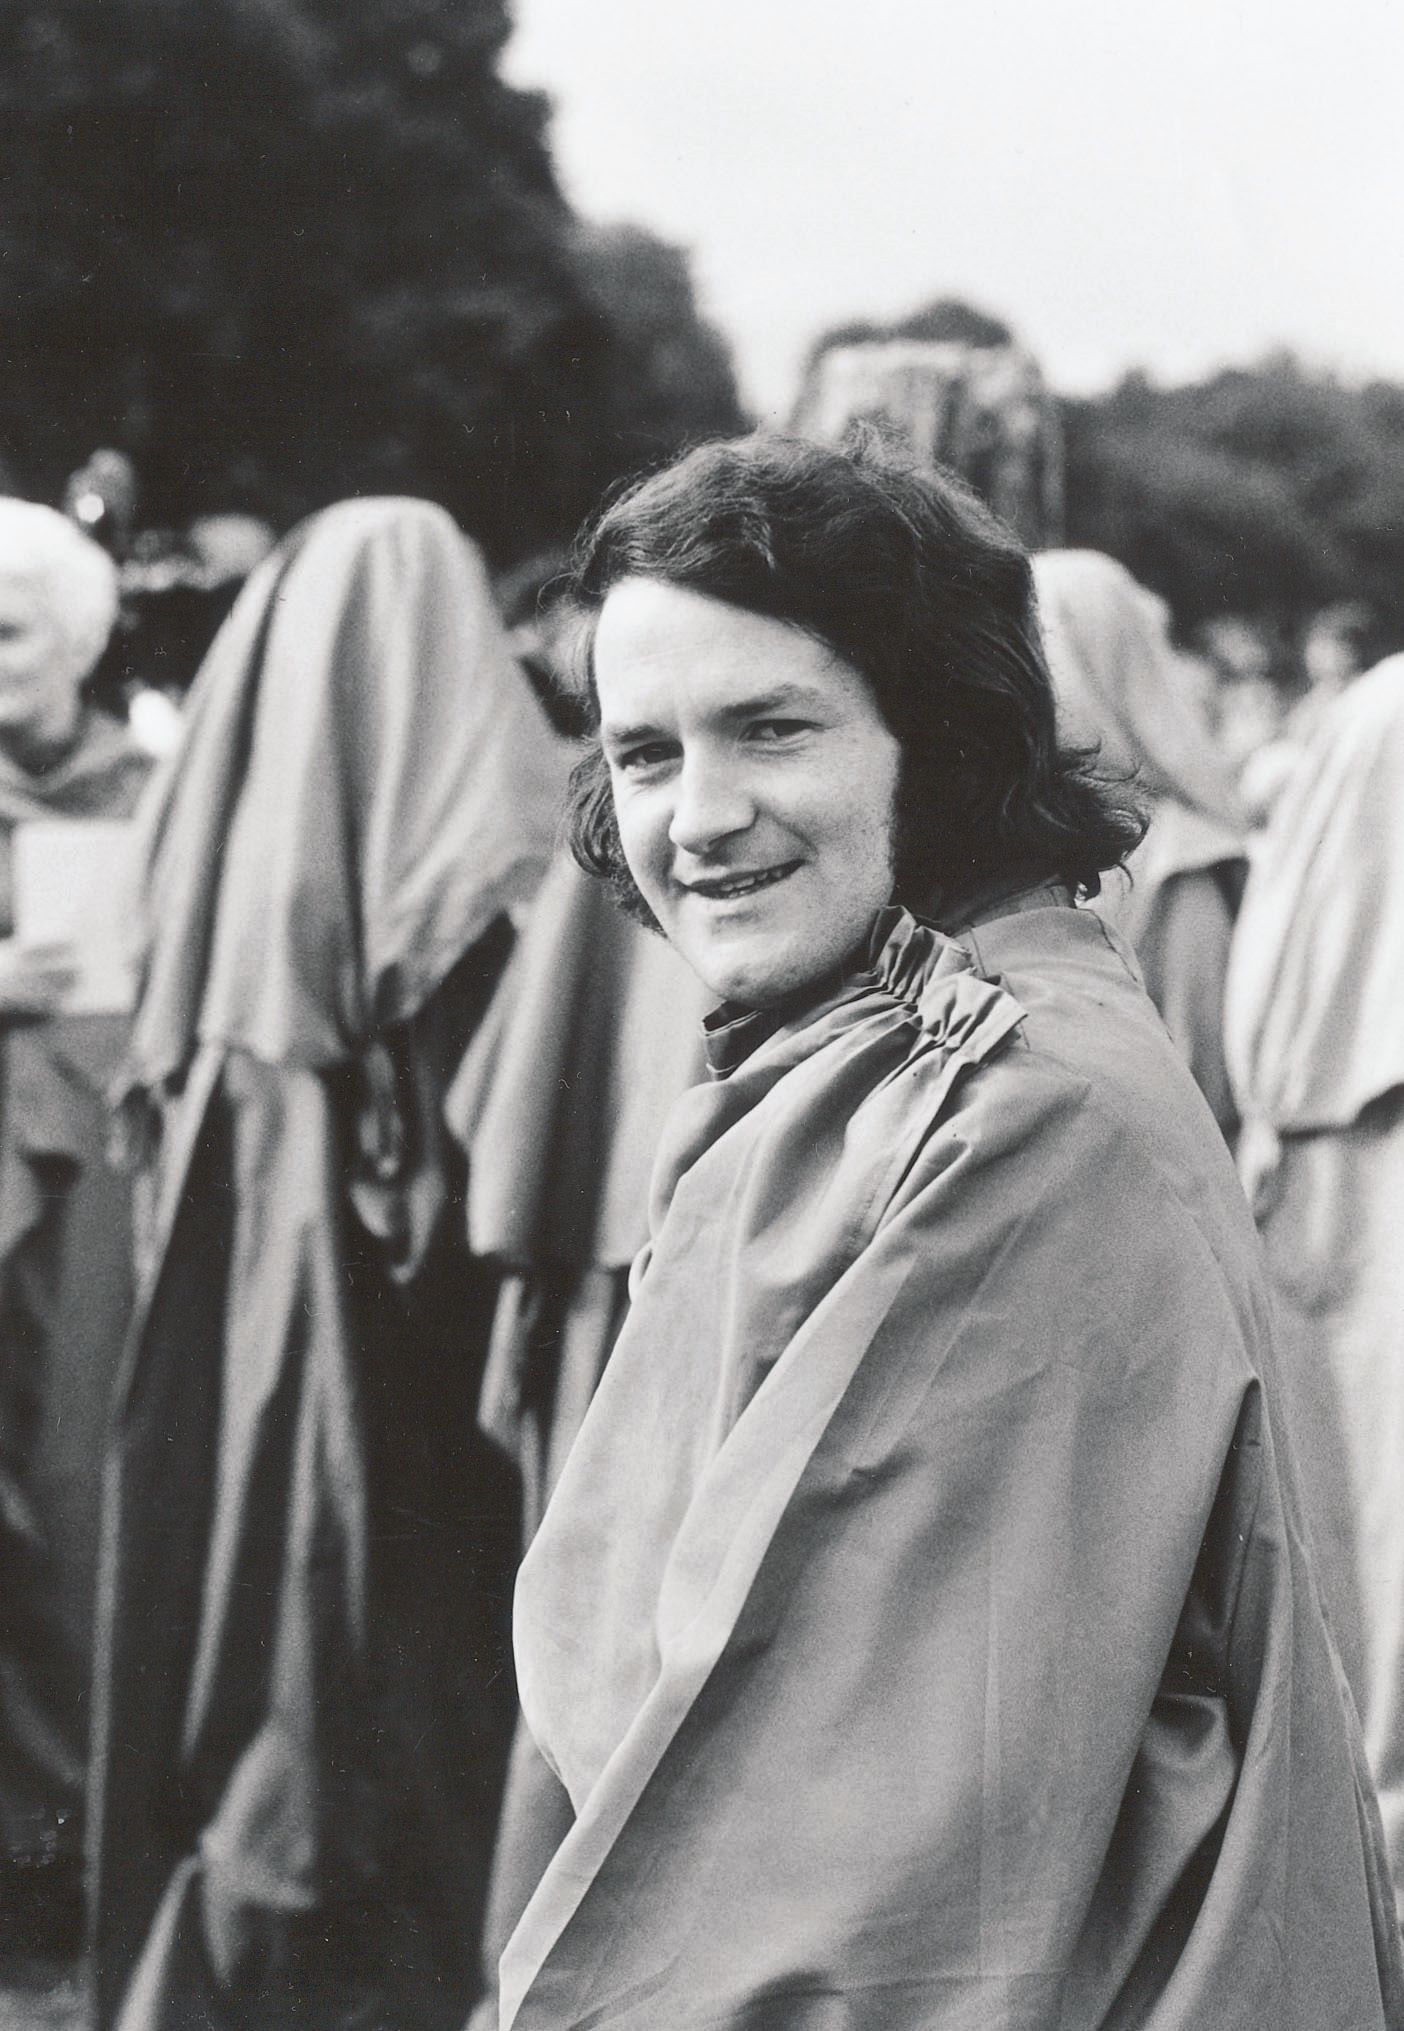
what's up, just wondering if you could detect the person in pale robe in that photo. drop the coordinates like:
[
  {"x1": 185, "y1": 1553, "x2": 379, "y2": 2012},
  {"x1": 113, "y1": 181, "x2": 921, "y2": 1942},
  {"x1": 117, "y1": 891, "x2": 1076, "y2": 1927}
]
[
  {"x1": 1033, "y1": 549, "x2": 1249, "y2": 1140},
  {"x1": 449, "y1": 854, "x2": 709, "y2": 2027},
  {"x1": 493, "y1": 434, "x2": 1403, "y2": 2030},
  {"x1": 1225, "y1": 652, "x2": 1404, "y2": 1925},
  {"x1": 0, "y1": 501, "x2": 151, "y2": 1952},
  {"x1": 86, "y1": 499, "x2": 566, "y2": 2030}
]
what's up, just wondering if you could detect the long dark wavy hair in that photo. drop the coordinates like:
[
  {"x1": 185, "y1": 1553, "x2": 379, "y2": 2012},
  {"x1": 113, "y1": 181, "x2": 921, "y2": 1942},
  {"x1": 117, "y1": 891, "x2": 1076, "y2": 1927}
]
[{"x1": 560, "y1": 431, "x2": 1145, "y2": 925}]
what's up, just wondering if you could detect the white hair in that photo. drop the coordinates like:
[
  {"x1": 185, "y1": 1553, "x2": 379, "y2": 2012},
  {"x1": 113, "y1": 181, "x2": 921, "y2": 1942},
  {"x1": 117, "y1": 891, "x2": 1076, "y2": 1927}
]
[{"x1": 0, "y1": 496, "x2": 120, "y2": 684}]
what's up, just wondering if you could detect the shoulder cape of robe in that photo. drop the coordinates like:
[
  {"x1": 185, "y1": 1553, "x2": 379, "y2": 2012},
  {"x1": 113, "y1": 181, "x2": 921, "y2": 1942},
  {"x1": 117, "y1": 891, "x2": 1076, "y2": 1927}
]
[{"x1": 504, "y1": 901, "x2": 1404, "y2": 2031}]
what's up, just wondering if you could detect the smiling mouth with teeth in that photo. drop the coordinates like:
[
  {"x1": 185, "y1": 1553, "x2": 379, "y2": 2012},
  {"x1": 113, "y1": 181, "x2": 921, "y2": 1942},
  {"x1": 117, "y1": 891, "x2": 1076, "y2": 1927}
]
[{"x1": 685, "y1": 862, "x2": 801, "y2": 900}]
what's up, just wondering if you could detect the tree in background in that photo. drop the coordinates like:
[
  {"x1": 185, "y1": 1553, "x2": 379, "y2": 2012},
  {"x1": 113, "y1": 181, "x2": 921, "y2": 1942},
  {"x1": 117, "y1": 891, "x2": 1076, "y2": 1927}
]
[
  {"x1": 0, "y1": 0, "x2": 745, "y2": 562},
  {"x1": 1063, "y1": 357, "x2": 1404, "y2": 654},
  {"x1": 573, "y1": 223, "x2": 745, "y2": 480}
]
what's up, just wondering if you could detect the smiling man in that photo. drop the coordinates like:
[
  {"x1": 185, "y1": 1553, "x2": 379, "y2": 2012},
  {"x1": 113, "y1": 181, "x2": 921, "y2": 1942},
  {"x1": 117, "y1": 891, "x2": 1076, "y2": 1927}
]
[
  {"x1": 595, "y1": 580, "x2": 901, "y2": 1008},
  {"x1": 497, "y1": 435, "x2": 1404, "y2": 2030}
]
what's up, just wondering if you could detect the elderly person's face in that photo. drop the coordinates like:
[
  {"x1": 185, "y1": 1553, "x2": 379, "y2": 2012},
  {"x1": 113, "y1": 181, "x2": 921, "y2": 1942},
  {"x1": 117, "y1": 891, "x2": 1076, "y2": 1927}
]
[
  {"x1": 596, "y1": 577, "x2": 902, "y2": 1008},
  {"x1": 0, "y1": 569, "x2": 88, "y2": 746}
]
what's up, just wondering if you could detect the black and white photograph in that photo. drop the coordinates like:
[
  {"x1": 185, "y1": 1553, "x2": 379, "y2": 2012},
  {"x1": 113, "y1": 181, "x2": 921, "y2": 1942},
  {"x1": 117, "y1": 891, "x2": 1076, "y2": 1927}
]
[{"x1": 2, "y1": 2, "x2": 1403, "y2": 2025}]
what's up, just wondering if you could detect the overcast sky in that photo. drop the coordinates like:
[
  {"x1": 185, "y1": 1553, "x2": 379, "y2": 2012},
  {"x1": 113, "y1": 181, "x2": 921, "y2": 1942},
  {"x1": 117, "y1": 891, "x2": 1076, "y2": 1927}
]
[{"x1": 504, "y1": 0, "x2": 1404, "y2": 421}]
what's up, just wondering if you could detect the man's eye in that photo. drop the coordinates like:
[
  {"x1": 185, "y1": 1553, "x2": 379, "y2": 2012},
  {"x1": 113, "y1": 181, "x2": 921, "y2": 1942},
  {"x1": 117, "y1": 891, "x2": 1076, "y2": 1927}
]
[
  {"x1": 615, "y1": 742, "x2": 676, "y2": 773},
  {"x1": 748, "y1": 719, "x2": 809, "y2": 743}
]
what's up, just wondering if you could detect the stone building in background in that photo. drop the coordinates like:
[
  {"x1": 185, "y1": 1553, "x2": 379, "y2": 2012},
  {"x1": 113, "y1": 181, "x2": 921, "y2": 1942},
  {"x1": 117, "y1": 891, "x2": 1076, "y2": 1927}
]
[{"x1": 791, "y1": 333, "x2": 1064, "y2": 549}]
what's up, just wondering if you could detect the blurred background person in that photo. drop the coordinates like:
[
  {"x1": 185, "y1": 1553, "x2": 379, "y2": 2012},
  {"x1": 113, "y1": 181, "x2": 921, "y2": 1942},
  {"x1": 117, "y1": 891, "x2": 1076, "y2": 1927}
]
[
  {"x1": 451, "y1": 859, "x2": 708, "y2": 1554},
  {"x1": 1236, "y1": 600, "x2": 1375, "y2": 825},
  {"x1": 59, "y1": 448, "x2": 278, "y2": 762},
  {"x1": 87, "y1": 498, "x2": 566, "y2": 2031},
  {"x1": 1225, "y1": 651, "x2": 1404, "y2": 1926},
  {"x1": 1034, "y1": 549, "x2": 1249, "y2": 1140},
  {"x1": 0, "y1": 499, "x2": 151, "y2": 1955},
  {"x1": 1202, "y1": 619, "x2": 1294, "y2": 820},
  {"x1": 1299, "y1": 598, "x2": 1374, "y2": 714}
]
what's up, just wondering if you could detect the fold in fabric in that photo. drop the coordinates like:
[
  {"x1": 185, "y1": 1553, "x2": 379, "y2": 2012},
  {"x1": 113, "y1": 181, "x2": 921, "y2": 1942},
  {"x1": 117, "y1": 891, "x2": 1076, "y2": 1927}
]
[{"x1": 504, "y1": 901, "x2": 1404, "y2": 2030}]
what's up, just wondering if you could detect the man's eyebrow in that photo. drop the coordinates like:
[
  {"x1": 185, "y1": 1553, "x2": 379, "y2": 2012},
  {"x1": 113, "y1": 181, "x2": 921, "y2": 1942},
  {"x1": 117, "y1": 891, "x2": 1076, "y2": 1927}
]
[
  {"x1": 600, "y1": 716, "x2": 668, "y2": 750},
  {"x1": 714, "y1": 679, "x2": 827, "y2": 720},
  {"x1": 602, "y1": 680, "x2": 828, "y2": 748}
]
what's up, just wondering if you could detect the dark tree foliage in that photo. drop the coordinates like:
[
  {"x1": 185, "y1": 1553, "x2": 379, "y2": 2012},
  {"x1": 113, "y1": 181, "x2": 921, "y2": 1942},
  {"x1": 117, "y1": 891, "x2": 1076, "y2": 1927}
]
[
  {"x1": 1063, "y1": 357, "x2": 1404, "y2": 651},
  {"x1": 573, "y1": 224, "x2": 747, "y2": 477},
  {"x1": 0, "y1": 0, "x2": 745, "y2": 561}
]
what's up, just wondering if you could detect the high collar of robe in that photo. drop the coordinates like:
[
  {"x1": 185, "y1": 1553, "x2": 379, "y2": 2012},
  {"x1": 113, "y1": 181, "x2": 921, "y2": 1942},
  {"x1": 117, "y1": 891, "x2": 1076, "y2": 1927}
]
[{"x1": 701, "y1": 883, "x2": 1071, "y2": 1078}]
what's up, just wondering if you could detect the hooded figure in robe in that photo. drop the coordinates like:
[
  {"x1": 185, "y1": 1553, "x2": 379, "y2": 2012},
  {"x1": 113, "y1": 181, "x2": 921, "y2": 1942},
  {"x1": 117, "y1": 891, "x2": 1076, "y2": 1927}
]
[
  {"x1": 450, "y1": 855, "x2": 710, "y2": 1547},
  {"x1": 0, "y1": 500, "x2": 151, "y2": 1948},
  {"x1": 86, "y1": 498, "x2": 567, "y2": 2029},
  {"x1": 1033, "y1": 549, "x2": 1248, "y2": 1141},
  {"x1": 496, "y1": 435, "x2": 1404, "y2": 2031},
  {"x1": 448, "y1": 854, "x2": 709, "y2": 2021},
  {"x1": 1225, "y1": 653, "x2": 1404, "y2": 1925}
]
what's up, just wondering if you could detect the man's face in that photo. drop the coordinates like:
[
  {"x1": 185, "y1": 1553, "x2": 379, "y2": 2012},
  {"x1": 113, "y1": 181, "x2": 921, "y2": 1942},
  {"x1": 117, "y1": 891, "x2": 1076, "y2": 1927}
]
[
  {"x1": 596, "y1": 577, "x2": 902, "y2": 1009},
  {"x1": 0, "y1": 573, "x2": 83, "y2": 742}
]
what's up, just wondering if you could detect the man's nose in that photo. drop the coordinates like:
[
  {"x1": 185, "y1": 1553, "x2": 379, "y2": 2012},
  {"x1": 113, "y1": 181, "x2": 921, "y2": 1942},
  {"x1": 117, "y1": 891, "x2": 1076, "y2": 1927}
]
[{"x1": 667, "y1": 752, "x2": 754, "y2": 856}]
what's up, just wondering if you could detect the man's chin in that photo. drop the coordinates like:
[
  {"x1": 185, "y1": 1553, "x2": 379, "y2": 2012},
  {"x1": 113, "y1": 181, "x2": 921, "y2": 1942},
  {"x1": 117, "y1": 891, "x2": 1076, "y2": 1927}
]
[{"x1": 687, "y1": 947, "x2": 803, "y2": 1013}]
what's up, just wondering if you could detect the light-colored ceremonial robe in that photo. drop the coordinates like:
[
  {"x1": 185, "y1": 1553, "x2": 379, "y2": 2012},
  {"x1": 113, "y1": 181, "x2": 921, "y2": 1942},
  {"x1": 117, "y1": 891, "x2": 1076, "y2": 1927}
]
[
  {"x1": 1227, "y1": 653, "x2": 1404, "y2": 1923},
  {"x1": 505, "y1": 897, "x2": 1402, "y2": 2030}
]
